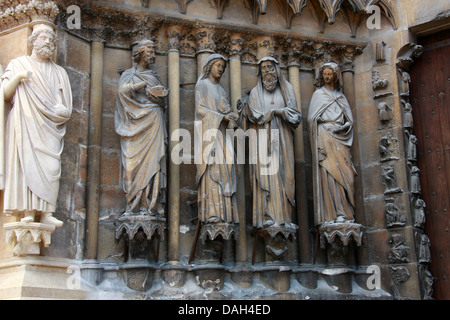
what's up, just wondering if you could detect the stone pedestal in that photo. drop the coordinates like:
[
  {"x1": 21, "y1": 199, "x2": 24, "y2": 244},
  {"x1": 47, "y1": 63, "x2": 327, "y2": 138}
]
[
  {"x1": 161, "y1": 261, "x2": 186, "y2": 288},
  {"x1": 319, "y1": 222, "x2": 363, "y2": 250},
  {"x1": 193, "y1": 263, "x2": 225, "y2": 291},
  {"x1": 295, "y1": 265, "x2": 318, "y2": 289},
  {"x1": 195, "y1": 222, "x2": 238, "y2": 264},
  {"x1": 319, "y1": 222, "x2": 363, "y2": 264},
  {"x1": 115, "y1": 214, "x2": 165, "y2": 262},
  {"x1": 259, "y1": 224, "x2": 298, "y2": 263},
  {"x1": 0, "y1": 256, "x2": 88, "y2": 299},
  {"x1": 4, "y1": 222, "x2": 55, "y2": 256},
  {"x1": 258, "y1": 264, "x2": 292, "y2": 292},
  {"x1": 199, "y1": 223, "x2": 238, "y2": 243},
  {"x1": 230, "y1": 262, "x2": 253, "y2": 288},
  {"x1": 321, "y1": 267, "x2": 354, "y2": 293},
  {"x1": 120, "y1": 262, "x2": 155, "y2": 292}
]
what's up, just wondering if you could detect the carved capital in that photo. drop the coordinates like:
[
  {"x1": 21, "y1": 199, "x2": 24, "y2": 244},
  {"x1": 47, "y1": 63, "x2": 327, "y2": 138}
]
[
  {"x1": 229, "y1": 33, "x2": 245, "y2": 57},
  {"x1": 0, "y1": 0, "x2": 59, "y2": 32},
  {"x1": 257, "y1": 36, "x2": 277, "y2": 60},
  {"x1": 284, "y1": 38, "x2": 302, "y2": 67},
  {"x1": 167, "y1": 26, "x2": 184, "y2": 51},
  {"x1": 191, "y1": 28, "x2": 216, "y2": 53}
]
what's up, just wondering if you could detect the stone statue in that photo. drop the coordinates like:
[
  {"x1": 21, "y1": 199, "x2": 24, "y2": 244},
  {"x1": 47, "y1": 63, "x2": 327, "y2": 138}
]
[
  {"x1": 308, "y1": 62, "x2": 356, "y2": 226},
  {"x1": 0, "y1": 23, "x2": 72, "y2": 227},
  {"x1": 195, "y1": 53, "x2": 239, "y2": 229},
  {"x1": 115, "y1": 38, "x2": 168, "y2": 217},
  {"x1": 239, "y1": 56, "x2": 301, "y2": 230}
]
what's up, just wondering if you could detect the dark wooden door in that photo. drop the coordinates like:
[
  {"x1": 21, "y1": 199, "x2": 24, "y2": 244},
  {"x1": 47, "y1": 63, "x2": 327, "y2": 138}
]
[{"x1": 410, "y1": 29, "x2": 450, "y2": 300}]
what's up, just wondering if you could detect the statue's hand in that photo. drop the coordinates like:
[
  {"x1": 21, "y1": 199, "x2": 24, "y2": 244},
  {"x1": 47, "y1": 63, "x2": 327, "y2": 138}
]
[
  {"x1": 224, "y1": 112, "x2": 239, "y2": 122},
  {"x1": 19, "y1": 70, "x2": 33, "y2": 81},
  {"x1": 272, "y1": 109, "x2": 284, "y2": 118},
  {"x1": 227, "y1": 119, "x2": 238, "y2": 129}
]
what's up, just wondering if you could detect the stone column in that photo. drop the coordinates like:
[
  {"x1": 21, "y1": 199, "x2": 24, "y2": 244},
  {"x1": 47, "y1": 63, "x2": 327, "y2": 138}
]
[
  {"x1": 341, "y1": 57, "x2": 366, "y2": 246},
  {"x1": 167, "y1": 28, "x2": 182, "y2": 264},
  {"x1": 228, "y1": 34, "x2": 252, "y2": 287},
  {"x1": 85, "y1": 40, "x2": 104, "y2": 260},
  {"x1": 229, "y1": 34, "x2": 247, "y2": 263},
  {"x1": 287, "y1": 48, "x2": 311, "y2": 267},
  {"x1": 162, "y1": 27, "x2": 186, "y2": 288}
]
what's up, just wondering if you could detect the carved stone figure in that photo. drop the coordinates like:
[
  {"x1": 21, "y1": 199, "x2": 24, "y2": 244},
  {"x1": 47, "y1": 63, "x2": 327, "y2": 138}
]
[
  {"x1": 379, "y1": 132, "x2": 399, "y2": 162},
  {"x1": 239, "y1": 56, "x2": 301, "y2": 262},
  {"x1": 409, "y1": 164, "x2": 421, "y2": 194},
  {"x1": 405, "y1": 131, "x2": 418, "y2": 162},
  {"x1": 385, "y1": 202, "x2": 406, "y2": 228},
  {"x1": 413, "y1": 198, "x2": 426, "y2": 229},
  {"x1": 381, "y1": 164, "x2": 402, "y2": 195},
  {"x1": 372, "y1": 70, "x2": 389, "y2": 91},
  {"x1": 399, "y1": 71, "x2": 411, "y2": 97},
  {"x1": 378, "y1": 101, "x2": 392, "y2": 122},
  {"x1": 308, "y1": 62, "x2": 356, "y2": 225},
  {"x1": 401, "y1": 100, "x2": 414, "y2": 130},
  {"x1": 418, "y1": 233, "x2": 431, "y2": 264},
  {"x1": 115, "y1": 38, "x2": 168, "y2": 217},
  {"x1": 0, "y1": 23, "x2": 72, "y2": 227},
  {"x1": 388, "y1": 233, "x2": 410, "y2": 263},
  {"x1": 194, "y1": 53, "x2": 239, "y2": 240},
  {"x1": 240, "y1": 56, "x2": 301, "y2": 230}
]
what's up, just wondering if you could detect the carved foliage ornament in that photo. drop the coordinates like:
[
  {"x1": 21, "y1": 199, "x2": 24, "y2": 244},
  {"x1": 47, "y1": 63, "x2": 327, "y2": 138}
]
[{"x1": 0, "y1": 0, "x2": 59, "y2": 30}]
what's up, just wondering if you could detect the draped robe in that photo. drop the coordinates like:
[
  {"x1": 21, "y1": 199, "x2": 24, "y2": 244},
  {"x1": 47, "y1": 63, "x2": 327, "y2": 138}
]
[
  {"x1": 1, "y1": 56, "x2": 72, "y2": 214},
  {"x1": 241, "y1": 73, "x2": 301, "y2": 229},
  {"x1": 195, "y1": 77, "x2": 239, "y2": 224},
  {"x1": 308, "y1": 87, "x2": 356, "y2": 226},
  {"x1": 115, "y1": 67, "x2": 167, "y2": 215}
]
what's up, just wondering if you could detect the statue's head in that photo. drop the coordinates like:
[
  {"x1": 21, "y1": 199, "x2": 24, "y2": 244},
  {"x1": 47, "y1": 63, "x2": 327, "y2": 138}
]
[
  {"x1": 258, "y1": 56, "x2": 279, "y2": 92},
  {"x1": 315, "y1": 62, "x2": 342, "y2": 91},
  {"x1": 28, "y1": 23, "x2": 57, "y2": 61},
  {"x1": 132, "y1": 38, "x2": 156, "y2": 65},
  {"x1": 200, "y1": 53, "x2": 227, "y2": 81}
]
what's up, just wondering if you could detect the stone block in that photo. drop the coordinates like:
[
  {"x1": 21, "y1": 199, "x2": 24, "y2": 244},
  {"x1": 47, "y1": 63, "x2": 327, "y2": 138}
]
[
  {"x1": 362, "y1": 195, "x2": 386, "y2": 230},
  {"x1": 64, "y1": 109, "x2": 89, "y2": 145},
  {"x1": 61, "y1": 141, "x2": 80, "y2": 181},
  {"x1": 66, "y1": 36, "x2": 91, "y2": 75},
  {"x1": 0, "y1": 27, "x2": 28, "y2": 66},
  {"x1": 100, "y1": 150, "x2": 121, "y2": 187},
  {"x1": 101, "y1": 115, "x2": 121, "y2": 150},
  {"x1": 0, "y1": 257, "x2": 89, "y2": 299},
  {"x1": 365, "y1": 230, "x2": 390, "y2": 264},
  {"x1": 99, "y1": 187, "x2": 127, "y2": 214},
  {"x1": 103, "y1": 47, "x2": 131, "y2": 83},
  {"x1": 102, "y1": 81, "x2": 118, "y2": 115}
]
